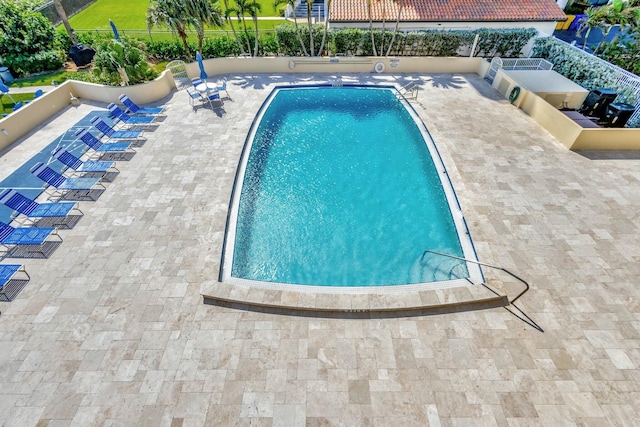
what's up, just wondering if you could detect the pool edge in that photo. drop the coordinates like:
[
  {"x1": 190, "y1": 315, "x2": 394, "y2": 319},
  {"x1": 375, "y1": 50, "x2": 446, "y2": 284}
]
[{"x1": 201, "y1": 280, "x2": 508, "y2": 314}]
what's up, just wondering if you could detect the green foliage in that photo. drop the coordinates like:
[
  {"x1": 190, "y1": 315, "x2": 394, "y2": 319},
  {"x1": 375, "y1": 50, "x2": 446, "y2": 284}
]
[
  {"x1": 2, "y1": 50, "x2": 65, "y2": 77},
  {"x1": 472, "y1": 28, "x2": 538, "y2": 57},
  {"x1": 203, "y1": 36, "x2": 242, "y2": 57},
  {"x1": 0, "y1": 1, "x2": 56, "y2": 56},
  {"x1": 599, "y1": 35, "x2": 640, "y2": 75},
  {"x1": 390, "y1": 31, "x2": 474, "y2": 56},
  {"x1": 91, "y1": 38, "x2": 158, "y2": 85},
  {"x1": 146, "y1": 39, "x2": 191, "y2": 61},
  {"x1": 276, "y1": 24, "x2": 325, "y2": 56},
  {"x1": 332, "y1": 28, "x2": 364, "y2": 55}
]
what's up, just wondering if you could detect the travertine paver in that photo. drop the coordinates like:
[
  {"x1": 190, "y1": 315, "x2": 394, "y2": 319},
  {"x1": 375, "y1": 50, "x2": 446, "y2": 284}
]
[{"x1": 0, "y1": 73, "x2": 639, "y2": 426}]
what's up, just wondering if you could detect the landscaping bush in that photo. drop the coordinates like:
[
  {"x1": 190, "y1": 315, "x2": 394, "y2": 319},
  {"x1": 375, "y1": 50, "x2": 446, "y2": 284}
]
[
  {"x1": 91, "y1": 37, "x2": 158, "y2": 85},
  {"x1": 2, "y1": 50, "x2": 65, "y2": 77},
  {"x1": 276, "y1": 24, "x2": 326, "y2": 56},
  {"x1": 473, "y1": 28, "x2": 537, "y2": 57}
]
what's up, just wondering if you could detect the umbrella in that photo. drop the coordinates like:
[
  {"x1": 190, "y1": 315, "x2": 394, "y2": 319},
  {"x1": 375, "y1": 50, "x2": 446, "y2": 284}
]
[
  {"x1": 109, "y1": 19, "x2": 120, "y2": 41},
  {"x1": 196, "y1": 51, "x2": 208, "y2": 81},
  {"x1": 0, "y1": 81, "x2": 16, "y2": 103}
]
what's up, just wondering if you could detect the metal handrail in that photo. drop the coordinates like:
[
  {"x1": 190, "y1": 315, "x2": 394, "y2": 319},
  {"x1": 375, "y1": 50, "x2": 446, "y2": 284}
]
[{"x1": 422, "y1": 250, "x2": 530, "y2": 304}]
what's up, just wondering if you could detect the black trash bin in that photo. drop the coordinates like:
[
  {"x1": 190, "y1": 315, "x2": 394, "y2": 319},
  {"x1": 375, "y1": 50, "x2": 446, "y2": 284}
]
[
  {"x1": 68, "y1": 44, "x2": 96, "y2": 67},
  {"x1": 602, "y1": 102, "x2": 636, "y2": 128}
]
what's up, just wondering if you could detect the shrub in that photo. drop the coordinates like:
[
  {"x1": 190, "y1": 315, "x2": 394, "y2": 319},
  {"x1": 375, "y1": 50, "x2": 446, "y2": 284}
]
[
  {"x1": 91, "y1": 37, "x2": 158, "y2": 85},
  {"x1": 3, "y1": 50, "x2": 65, "y2": 77}
]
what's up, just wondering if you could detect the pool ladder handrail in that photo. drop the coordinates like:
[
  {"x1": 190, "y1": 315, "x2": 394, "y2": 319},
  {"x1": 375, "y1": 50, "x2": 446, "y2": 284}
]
[
  {"x1": 398, "y1": 83, "x2": 419, "y2": 100},
  {"x1": 422, "y1": 250, "x2": 530, "y2": 304}
]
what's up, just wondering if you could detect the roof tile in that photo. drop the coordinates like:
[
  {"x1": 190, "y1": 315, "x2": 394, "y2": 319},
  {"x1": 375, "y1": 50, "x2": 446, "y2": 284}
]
[{"x1": 330, "y1": 0, "x2": 566, "y2": 22}]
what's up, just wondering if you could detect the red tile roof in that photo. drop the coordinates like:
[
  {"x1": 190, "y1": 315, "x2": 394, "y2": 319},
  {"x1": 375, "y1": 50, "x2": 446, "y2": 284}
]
[{"x1": 330, "y1": 0, "x2": 566, "y2": 22}]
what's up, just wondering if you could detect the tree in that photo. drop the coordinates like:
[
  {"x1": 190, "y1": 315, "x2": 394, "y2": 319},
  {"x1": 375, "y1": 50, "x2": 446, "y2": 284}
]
[
  {"x1": 233, "y1": 0, "x2": 261, "y2": 56},
  {"x1": 367, "y1": 0, "x2": 377, "y2": 56},
  {"x1": 578, "y1": 0, "x2": 640, "y2": 52},
  {"x1": 0, "y1": 1, "x2": 62, "y2": 76},
  {"x1": 274, "y1": 0, "x2": 309, "y2": 55},
  {"x1": 186, "y1": 0, "x2": 224, "y2": 54},
  {"x1": 92, "y1": 38, "x2": 158, "y2": 85},
  {"x1": 306, "y1": 0, "x2": 315, "y2": 55},
  {"x1": 385, "y1": 0, "x2": 404, "y2": 56},
  {"x1": 147, "y1": 0, "x2": 194, "y2": 59},
  {"x1": 379, "y1": 0, "x2": 387, "y2": 56},
  {"x1": 317, "y1": 0, "x2": 331, "y2": 56},
  {"x1": 53, "y1": 0, "x2": 77, "y2": 45},
  {"x1": 222, "y1": 0, "x2": 248, "y2": 55}
]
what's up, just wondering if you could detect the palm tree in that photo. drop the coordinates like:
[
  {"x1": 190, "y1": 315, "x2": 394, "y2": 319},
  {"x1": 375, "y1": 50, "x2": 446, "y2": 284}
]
[
  {"x1": 234, "y1": 0, "x2": 254, "y2": 55},
  {"x1": 274, "y1": 0, "x2": 309, "y2": 55},
  {"x1": 147, "y1": 0, "x2": 194, "y2": 59},
  {"x1": 186, "y1": 0, "x2": 224, "y2": 54},
  {"x1": 385, "y1": 0, "x2": 403, "y2": 56},
  {"x1": 579, "y1": 0, "x2": 640, "y2": 53},
  {"x1": 53, "y1": 0, "x2": 77, "y2": 44},
  {"x1": 379, "y1": 0, "x2": 387, "y2": 56},
  {"x1": 247, "y1": 0, "x2": 262, "y2": 56},
  {"x1": 317, "y1": 0, "x2": 331, "y2": 56},
  {"x1": 306, "y1": 0, "x2": 315, "y2": 55},
  {"x1": 223, "y1": 0, "x2": 247, "y2": 55},
  {"x1": 367, "y1": 0, "x2": 377, "y2": 56}
]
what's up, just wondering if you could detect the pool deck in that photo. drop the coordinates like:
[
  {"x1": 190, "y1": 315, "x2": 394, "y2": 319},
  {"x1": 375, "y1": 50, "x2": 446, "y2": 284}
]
[{"x1": 1, "y1": 73, "x2": 640, "y2": 426}]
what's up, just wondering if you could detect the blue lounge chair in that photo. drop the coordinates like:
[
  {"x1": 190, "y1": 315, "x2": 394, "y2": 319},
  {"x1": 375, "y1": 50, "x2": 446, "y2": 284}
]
[
  {"x1": 186, "y1": 87, "x2": 204, "y2": 108},
  {"x1": 205, "y1": 90, "x2": 223, "y2": 108},
  {"x1": 30, "y1": 162, "x2": 106, "y2": 201},
  {"x1": 0, "y1": 189, "x2": 83, "y2": 229},
  {"x1": 12, "y1": 102, "x2": 23, "y2": 111},
  {"x1": 119, "y1": 94, "x2": 164, "y2": 115},
  {"x1": 0, "y1": 221, "x2": 62, "y2": 260},
  {"x1": 52, "y1": 146, "x2": 119, "y2": 182},
  {"x1": 217, "y1": 77, "x2": 230, "y2": 98},
  {"x1": 107, "y1": 103, "x2": 159, "y2": 128},
  {"x1": 34, "y1": 89, "x2": 44, "y2": 99},
  {"x1": 75, "y1": 128, "x2": 136, "y2": 161},
  {"x1": 0, "y1": 264, "x2": 30, "y2": 301},
  {"x1": 90, "y1": 116, "x2": 146, "y2": 146}
]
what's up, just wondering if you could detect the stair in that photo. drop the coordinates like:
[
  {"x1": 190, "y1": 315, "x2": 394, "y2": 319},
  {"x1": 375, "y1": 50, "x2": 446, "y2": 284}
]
[{"x1": 293, "y1": 0, "x2": 324, "y2": 20}]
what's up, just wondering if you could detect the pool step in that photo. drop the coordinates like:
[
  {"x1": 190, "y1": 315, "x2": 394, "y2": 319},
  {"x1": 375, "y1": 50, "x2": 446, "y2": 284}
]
[{"x1": 201, "y1": 280, "x2": 508, "y2": 315}]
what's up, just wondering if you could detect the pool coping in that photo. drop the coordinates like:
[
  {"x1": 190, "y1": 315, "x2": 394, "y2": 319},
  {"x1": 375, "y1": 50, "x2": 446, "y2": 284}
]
[{"x1": 201, "y1": 280, "x2": 509, "y2": 313}]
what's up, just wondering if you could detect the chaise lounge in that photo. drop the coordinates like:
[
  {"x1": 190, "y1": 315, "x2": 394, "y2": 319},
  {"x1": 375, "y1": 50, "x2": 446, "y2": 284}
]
[{"x1": 0, "y1": 189, "x2": 83, "y2": 229}]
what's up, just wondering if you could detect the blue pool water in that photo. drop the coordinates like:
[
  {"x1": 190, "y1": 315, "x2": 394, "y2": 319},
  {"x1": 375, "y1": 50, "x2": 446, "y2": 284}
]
[
  {"x1": 226, "y1": 86, "x2": 479, "y2": 288},
  {"x1": 0, "y1": 111, "x2": 112, "y2": 224}
]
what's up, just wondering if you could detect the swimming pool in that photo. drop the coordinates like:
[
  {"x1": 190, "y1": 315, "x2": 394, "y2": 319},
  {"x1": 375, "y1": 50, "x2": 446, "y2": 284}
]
[{"x1": 222, "y1": 85, "x2": 483, "y2": 290}]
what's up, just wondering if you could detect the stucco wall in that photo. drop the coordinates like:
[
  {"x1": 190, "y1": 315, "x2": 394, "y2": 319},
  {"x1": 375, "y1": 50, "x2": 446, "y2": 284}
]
[
  {"x1": 1, "y1": 56, "x2": 637, "y2": 152},
  {"x1": 492, "y1": 69, "x2": 640, "y2": 150}
]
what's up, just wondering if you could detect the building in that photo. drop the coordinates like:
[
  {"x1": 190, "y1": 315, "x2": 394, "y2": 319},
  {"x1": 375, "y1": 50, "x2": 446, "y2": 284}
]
[{"x1": 329, "y1": 0, "x2": 566, "y2": 35}]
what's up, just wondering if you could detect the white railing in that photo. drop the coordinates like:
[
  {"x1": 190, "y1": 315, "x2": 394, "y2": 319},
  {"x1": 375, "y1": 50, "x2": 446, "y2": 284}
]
[{"x1": 486, "y1": 57, "x2": 553, "y2": 83}]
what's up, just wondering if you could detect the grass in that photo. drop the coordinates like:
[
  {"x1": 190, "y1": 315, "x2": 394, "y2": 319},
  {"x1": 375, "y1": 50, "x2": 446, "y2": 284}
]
[
  {"x1": 68, "y1": 0, "x2": 283, "y2": 31},
  {"x1": 10, "y1": 71, "x2": 77, "y2": 88},
  {"x1": 1, "y1": 93, "x2": 37, "y2": 116}
]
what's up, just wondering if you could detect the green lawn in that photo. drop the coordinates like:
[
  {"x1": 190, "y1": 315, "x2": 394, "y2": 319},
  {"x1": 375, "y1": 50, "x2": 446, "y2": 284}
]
[
  {"x1": 1, "y1": 93, "x2": 37, "y2": 116},
  {"x1": 68, "y1": 0, "x2": 283, "y2": 31},
  {"x1": 10, "y1": 71, "x2": 76, "y2": 88}
]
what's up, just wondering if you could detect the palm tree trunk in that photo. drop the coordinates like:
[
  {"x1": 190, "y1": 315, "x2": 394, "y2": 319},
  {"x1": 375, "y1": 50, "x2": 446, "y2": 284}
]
[
  {"x1": 307, "y1": 1, "x2": 315, "y2": 56},
  {"x1": 253, "y1": 15, "x2": 259, "y2": 56},
  {"x1": 53, "y1": 0, "x2": 78, "y2": 44},
  {"x1": 230, "y1": 19, "x2": 246, "y2": 55},
  {"x1": 178, "y1": 27, "x2": 192, "y2": 59},
  {"x1": 385, "y1": 0, "x2": 402, "y2": 56},
  {"x1": 380, "y1": 0, "x2": 386, "y2": 55},
  {"x1": 292, "y1": 6, "x2": 309, "y2": 55},
  {"x1": 317, "y1": 0, "x2": 331, "y2": 56},
  {"x1": 367, "y1": 0, "x2": 377, "y2": 56},
  {"x1": 240, "y1": 13, "x2": 253, "y2": 55}
]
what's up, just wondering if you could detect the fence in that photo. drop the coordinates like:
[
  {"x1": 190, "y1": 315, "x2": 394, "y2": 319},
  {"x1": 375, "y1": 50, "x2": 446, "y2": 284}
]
[
  {"x1": 36, "y1": 0, "x2": 94, "y2": 25},
  {"x1": 486, "y1": 57, "x2": 553, "y2": 83}
]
